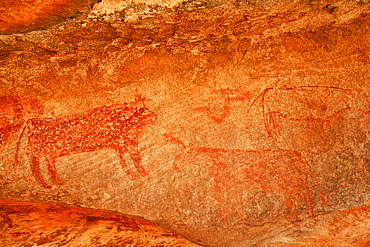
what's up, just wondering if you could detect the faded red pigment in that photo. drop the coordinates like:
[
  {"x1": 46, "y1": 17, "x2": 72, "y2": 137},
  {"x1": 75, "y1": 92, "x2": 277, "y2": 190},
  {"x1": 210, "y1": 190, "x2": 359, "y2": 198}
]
[
  {"x1": 248, "y1": 86, "x2": 370, "y2": 151},
  {"x1": 15, "y1": 100, "x2": 157, "y2": 189},
  {"x1": 164, "y1": 134, "x2": 327, "y2": 223},
  {"x1": 195, "y1": 88, "x2": 252, "y2": 124},
  {"x1": 0, "y1": 95, "x2": 23, "y2": 147}
]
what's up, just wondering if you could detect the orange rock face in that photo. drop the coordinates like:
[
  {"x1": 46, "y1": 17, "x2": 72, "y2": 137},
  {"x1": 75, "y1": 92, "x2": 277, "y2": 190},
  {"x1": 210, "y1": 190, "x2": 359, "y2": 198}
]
[
  {"x1": 0, "y1": 0, "x2": 99, "y2": 34},
  {"x1": 0, "y1": 0, "x2": 369, "y2": 246},
  {"x1": 0, "y1": 199, "x2": 200, "y2": 246}
]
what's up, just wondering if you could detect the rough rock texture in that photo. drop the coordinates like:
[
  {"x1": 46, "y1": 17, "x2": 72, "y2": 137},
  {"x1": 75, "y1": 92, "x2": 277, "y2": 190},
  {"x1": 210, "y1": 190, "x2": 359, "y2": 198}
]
[
  {"x1": 0, "y1": 0, "x2": 101, "y2": 35},
  {"x1": 0, "y1": 0, "x2": 369, "y2": 246},
  {"x1": 0, "y1": 199, "x2": 200, "y2": 246}
]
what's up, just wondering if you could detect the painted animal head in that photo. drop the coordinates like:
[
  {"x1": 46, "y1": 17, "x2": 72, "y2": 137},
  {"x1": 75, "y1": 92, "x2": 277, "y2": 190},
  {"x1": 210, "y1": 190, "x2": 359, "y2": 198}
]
[
  {"x1": 131, "y1": 93, "x2": 157, "y2": 129},
  {"x1": 129, "y1": 106, "x2": 157, "y2": 131},
  {"x1": 163, "y1": 133, "x2": 203, "y2": 170},
  {"x1": 114, "y1": 95, "x2": 157, "y2": 133}
]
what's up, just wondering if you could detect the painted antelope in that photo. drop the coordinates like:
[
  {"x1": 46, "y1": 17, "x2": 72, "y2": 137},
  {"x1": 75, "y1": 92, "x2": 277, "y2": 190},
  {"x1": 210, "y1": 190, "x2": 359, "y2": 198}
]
[
  {"x1": 164, "y1": 133, "x2": 327, "y2": 223},
  {"x1": 15, "y1": 99, "x2": 157, "y2": 189},
  {"x1": 247, "y1": 86, "x2": 370, "y2": 152}
]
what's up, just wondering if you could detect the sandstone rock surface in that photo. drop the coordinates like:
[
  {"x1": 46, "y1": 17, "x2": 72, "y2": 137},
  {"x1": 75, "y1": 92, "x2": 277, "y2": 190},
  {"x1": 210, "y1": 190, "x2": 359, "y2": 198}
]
[
  {"x1": 0, "y1": 199, "x2": 200, "y2": 246},
  {"x1": 0, "y1": 0, "x2": 369, "y2": 246}
]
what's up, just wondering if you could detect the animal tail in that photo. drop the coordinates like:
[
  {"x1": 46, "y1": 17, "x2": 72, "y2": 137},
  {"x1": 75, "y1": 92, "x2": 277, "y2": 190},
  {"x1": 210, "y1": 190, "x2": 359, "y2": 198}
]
[
  {"x1": 14, "y1": 120, "x2": 29, "y2": 169},
  {"x1": 301, "y1": 154, "x2": 328, "y2": 206}
]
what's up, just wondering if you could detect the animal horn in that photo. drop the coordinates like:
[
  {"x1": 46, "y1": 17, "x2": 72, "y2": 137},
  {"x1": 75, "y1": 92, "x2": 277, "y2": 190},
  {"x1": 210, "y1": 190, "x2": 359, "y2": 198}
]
[{"x1": 163, "y1": 133, "x2": 187, "y2": 149}]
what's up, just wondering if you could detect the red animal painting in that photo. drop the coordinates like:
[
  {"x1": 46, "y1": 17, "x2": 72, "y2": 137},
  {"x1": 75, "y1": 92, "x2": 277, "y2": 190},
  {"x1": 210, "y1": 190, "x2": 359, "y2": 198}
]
[
  {"x1": 248, "y1": 86, "x2": 370, "y2": 152},
  {"x1": 0, "y1": 94, "x2": 23, "y2": 147},
  {"x1": 15, "y1": 99, "x2": 157, "y2": 189},
  {"x1": 164, "y1": 133, "x2": 327, "y2": 223},
  {"x1": 194, "y1": 88, "x2": 252, "y2": 124}
]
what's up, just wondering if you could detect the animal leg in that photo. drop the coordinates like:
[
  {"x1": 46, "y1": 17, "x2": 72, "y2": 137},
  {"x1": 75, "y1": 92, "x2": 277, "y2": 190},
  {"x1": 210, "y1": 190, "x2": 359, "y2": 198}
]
[
  {"x1": 266, "y1": 112, "x2": 281, "y2": 137},
  {"x1": 128, "y1": 148, "x2": 148, "y2": 177},
  {"x1": 30, "y1": 154, "x2": 51, "y2": 189},
  {"x1": 116, "y1": 149, "x2": 136, "y2": 180},
  {"x1": 45, "y1": 153, "x2": 63, "y2": 186}
]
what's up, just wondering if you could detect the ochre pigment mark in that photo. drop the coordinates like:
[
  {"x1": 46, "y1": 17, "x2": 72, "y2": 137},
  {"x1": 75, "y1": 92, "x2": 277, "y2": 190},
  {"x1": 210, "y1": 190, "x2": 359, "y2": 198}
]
[
  {"x1": 164, "y1": 134, "x2": 327, "y2": 223},
  {"x1": 248, "y1": 86, "x2": 370, "y2": 151},
  {"x1": 15, "y1": 99, "x2": 157, "y2": 189},
  {"x1": 0, "y1": 94, "x2": 23, "y2": 147},
  {"x1": 195, "y1": 88, "x2": 252, "y2": 124}
]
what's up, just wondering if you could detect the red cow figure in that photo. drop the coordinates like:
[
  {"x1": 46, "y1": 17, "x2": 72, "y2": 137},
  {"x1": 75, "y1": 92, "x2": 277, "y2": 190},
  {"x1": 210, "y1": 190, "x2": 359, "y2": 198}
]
[
  {"x1": 164, "y1": 133, "x2": 327, "y2": 223},
  {"x1": 15, "y1": 100, "x2": 157, "y2": 189}
]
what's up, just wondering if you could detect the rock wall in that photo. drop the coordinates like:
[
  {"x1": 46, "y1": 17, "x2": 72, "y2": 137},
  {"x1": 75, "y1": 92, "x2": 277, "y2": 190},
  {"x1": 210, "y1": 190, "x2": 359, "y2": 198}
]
[
  {"x1": 0, "y1": 199, "x2": 200, "y2": 246},
  {"x1": 0, "y1": 0, "x2": 369, "y2": 246}
]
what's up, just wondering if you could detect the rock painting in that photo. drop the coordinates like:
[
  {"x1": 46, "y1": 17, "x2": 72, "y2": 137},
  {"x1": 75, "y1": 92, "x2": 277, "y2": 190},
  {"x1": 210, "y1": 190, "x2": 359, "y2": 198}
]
[
  {"x1": 194, "y1": 88, "x2": 252, "y2": 124},
  {"x1": 0, "y1": 94, "x2": 23, "y2": 147},
  {"x1": 164, "y1": 133, "x2": 327, "y2": 223},
  {"x1": 248, "y1": 86, "x2": 370, "y2": 152},
  {"x1": 15, "y1": 99, "x2": 157, "y2": 189}
]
